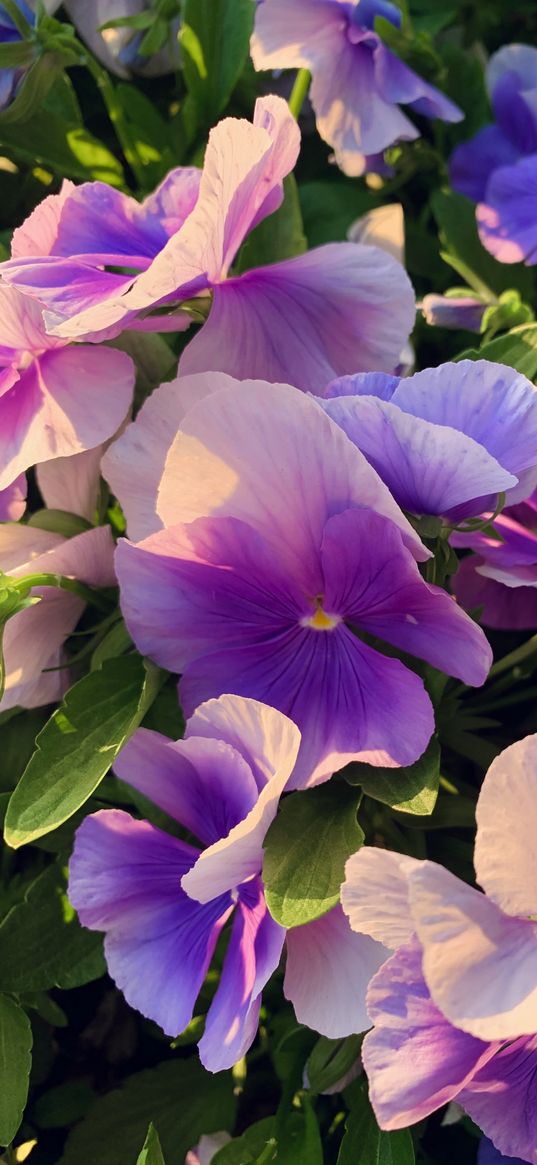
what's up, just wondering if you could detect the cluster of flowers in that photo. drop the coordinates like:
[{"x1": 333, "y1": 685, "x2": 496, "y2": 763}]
[{"x1": 2, "y1": 2, "x2": 537, "y2": 1162}]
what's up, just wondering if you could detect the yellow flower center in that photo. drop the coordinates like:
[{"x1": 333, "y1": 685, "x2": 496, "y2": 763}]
[{"x1": 301, "y1": 597, "x2": 341, "y2": 631}]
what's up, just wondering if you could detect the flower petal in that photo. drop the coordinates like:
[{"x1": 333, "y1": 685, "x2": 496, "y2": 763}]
[
  {"x1": 409, "y1": 860, "x2": 537, "y2": 1040},
  {"x1": 179, "y1": 243, "x2": 416, "y2": 391},
  {"x1": 363, "y1": 937, "x2": 498, "y2": 1129},
  {"x1": 69, "y1": 809, "x2": 232, "y2": 1037},
  {"x1": 475, "y1": 735, "x2": 537, "y2": 919},
  {"x1": 342, "y1": 847, "x2": 420, "y2": 950},
  {"x1": 284, "y1": 903, "x2": 388, "y2": 1037},
  {"x1": 461, "y1": 1036, "x2": 537, "y2": 1164},
  {"x1": 199, "y1": 882, "x2": 285, "y2": 1071},
  {"x1": 114, "y1": 728, "x2": 259, "y2": 847}
]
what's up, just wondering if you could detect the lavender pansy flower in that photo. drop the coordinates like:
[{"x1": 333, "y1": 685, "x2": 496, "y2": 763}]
[
  {"x1": 0, "y1": 523, "x2": 115, "y2": 711},
  {"x1": 250, "y1": 0, "x2": 462, "y2": 177},
  {"x1": 69, "y1": 696, "x2": 386, "y2": 1071},
  {"x1": 0, "y1": 283, "x2": 135, "y2": 493},
  {"x1": 342, "y1": 733, "x2": 537, "y2": 1161},
  {"x1": 319, "y1": 359, "x2": 537, "y2": 520},
  {"x1": 450, "y1": 45, "x2": 537, "y2": 263},
  {"x1": 2, "y1": 97, "x2": 416, "y2": 390},
  {"x1": 109, "y1": 374, "x2": 491, "y2": 787},
  {"x1": 0, "y1": 1, "x2": 35, "y2": 111},
  {"x1": 452, "y1": 491, "x2": 537, "y2": 630}
]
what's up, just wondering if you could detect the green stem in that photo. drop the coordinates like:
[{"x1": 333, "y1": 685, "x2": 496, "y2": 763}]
[
  {"x1": 489, "y1": 634, "x2": 537, "y2": 678},
  {"x1": 288, "y1": 68, "x2": 311, "y2": 119},
  {"x1": 18, "y1": 574, "x2": 113, "y2": 614},
  {"x1": 83, "y1": 53, "x2": 146, "y2": 188},
  {"x1": 256, "y1": 1140, "x2": 277, "y2": 1165}
]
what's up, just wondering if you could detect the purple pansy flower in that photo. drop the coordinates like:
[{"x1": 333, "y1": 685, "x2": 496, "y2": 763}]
[
  {"x1": 318, "y1": 359, "x2": 537, "y2": 520},
  {"x1": 106, "y1": 373, "x2": 491, "y2": 787},
  {"x1": 0, "y1": 283, "x2": 135, "y2": 493},
  {"x1": 250, "y1": 0, "x2": 462, "y2": 177},
  {"x1": 452, "y1": 491, "x2": 537, "y2": 630},
  {"x1": 1, "y1": 97, "x2": 416, "y2": 391},
  {"x1": 342, "y1": 733, "x2": 537, "y2": 1161},
  {"x1": 0, "y1": 0, "x2": 35, "y2": 111},
  {"x1": 69, "y1": 695, "x2": 386, "y2": 1071},
  {"x1": 450, "y1": 45, "x2": 537, "y2": 263}
]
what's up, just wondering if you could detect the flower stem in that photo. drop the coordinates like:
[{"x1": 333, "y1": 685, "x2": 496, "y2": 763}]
[
  {"x1": 288, "y1": 68, "x2": 311, "y2": 119},
  {"x1": 18, "y1": 574, "x2": 113, "y2": 613},
  {"x1": 83, "y1": 52, "x2": 146, "y2": 189},
  {"x1": 489, "y1": 633, "x2": 537, "y2": 678}
]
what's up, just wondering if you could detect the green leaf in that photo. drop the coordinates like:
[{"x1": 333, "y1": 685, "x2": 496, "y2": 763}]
[
  {"x1": 137, "y1": 1124, "x2": 165, "y2": 1165},
  {"x1": 306, "y1": 1035, "x2": 362, "y2": 1094},
  {"x1": 431, "y1": 190, "x2": 533, "y2": 298},
  {"x1": 212, "y1": 1119, "x2": 275, "y2": 1165},
  {"x1": 337, "y1": 1084, "x2": 415, "y2": 1165},
  {"x1": 299, "y1": 181, "x2": 379, "y2": 246},
  {"x1": 346, "y1": 739, "x2": 440, "y2": 816},
  {"x1": 277, "y1": 1102, "x2": 323, "y2": 1165},
  {"x1": 5, "y1": 655, "x2": 163, "y2": 849},
  {"x1": 237, "y1": 175, "x2": 307, "y2": 271},
  {"x1": 0, "y1": 994, "x2": 32, "y2": 1147},
  {"x1": 60, "y1": 1058, "x2": 236, "y2": 1165},
  {"x1": 0, "y1": 865, "x2": 105, "y2": 991},
  {"x1": 459, "y1": 323, "x2": 537, "y2": 381},
  {"x1": 180, "y1": 0, "x2": 254, "y2": 122},
  {"x1": 263, "y1": 781, "x2": 364, "y2": 927}
]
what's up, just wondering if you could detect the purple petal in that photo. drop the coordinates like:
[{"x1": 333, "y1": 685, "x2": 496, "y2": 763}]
[
  {"x1": 362, "y1": 937, "x2": 498, "y2": 1129},
  {"x1": 114, "y1": 728, "x2": 259, "y2": 847},
  {"x1": 323, "y1": 371, "x2": 401, "y2": 401},
  {"x1": 449, "y1": 126, "x2": 519, "y2": 203},
  {"x1": 342, "y1": 847, "x2": 421, "y2": 950},
  {"x1": 179, "y1": 622, "x2": 436, "y2": 789},
  {"x1": 157, "y1": 380, "x2": 427, "y2": 573},
  {"x1": 454, "y1": 555, "x2": 537, "y2": 631},
  {"x1": 11, "y1": 179, "x2": 76, "y2": 260},
  {"x1": 69, "y1": 809, "x2": 233, "y2": 1037},
  {"x1": 408, "y1": 860, "x2": 537, "y2": 1041},
  {"x1": 0, "y1": 474, "x2": 26, "y2": 521},
  {"x1": 284, "y1": 902, "x2": 388, "y2": 1037},
  {"x1": 421, "y1": 294, "x2": 487, "y2": 333},
  {"x1": 185, "y1": 694, "x2": 302, "y2": 795},
  {"x1": 391, "y1": 359, "x2": 537, "y2": 503},
  {"x1": 321, "y1": 508, "x2": 492, "y2": 686},
  {"x1": 102, "y1": 371, "x2": 234, "y2": 542},
  {"x1": 115, "y1": 515, "x2": 310, "y2": 674},
  {"x1": 46, "y1": 170, "x2": 200, "y2": 265},
  {"x1": 179, "y1": 243, "x2": 416, "y2": 390},
  {"x1": 0, "y1": 344, "x2": 134, "y2": 490},
  {"x1": 199, "y1": 880, "x2": 285, "y2": 1071},
  {"x1": 461, "y1": 1036, "x2": 537, "y2": 1164},
  {"x1": 478, "y1": 156, "x2": 537, "y2": 265},
  {"x1": 319, "y1": 393, "x2": 515, "y2": 518},
  {"x1": 475, "y1": 736, "x2": 537, "y2": 920},
  {"x1": 250, "y1": 0, "x2": 346, "y2": 73},
  {"x1": 491, "y1": 69, "x2": 537, "y2": 156},
  {"x1": 374, "y1": 41, "x2": 462, "y2": 123},
  {"x1": 0, "y1": 525, "x2": 115, "y2": 712},
  {"x1": 182, "y1": 757, "x2": 299, "y2": 903},
  {"x1": 36, "y1": 444, "x2": 105, "y2": 522},
  {"x1": 478, "y1": 1135, "x2": 527, "y2": 1165}
]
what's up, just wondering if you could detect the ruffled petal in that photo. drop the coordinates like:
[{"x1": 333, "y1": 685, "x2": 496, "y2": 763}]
[
  {"x1": 284, "y1": 903, "x2": 388, "y2": 1037},
  {"x1": 69, "y1": 809, "x2": 232, "y2": 1037}
]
